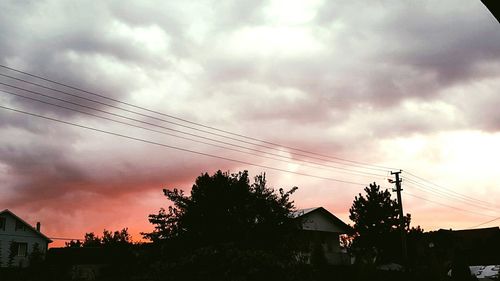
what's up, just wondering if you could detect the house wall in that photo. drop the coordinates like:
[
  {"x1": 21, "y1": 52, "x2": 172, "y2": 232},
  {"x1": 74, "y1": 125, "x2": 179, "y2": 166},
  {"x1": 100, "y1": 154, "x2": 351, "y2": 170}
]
[
  {"x1": 297, "y1": 211, "x2": 350, "y2": 265},
  {"x1": 0, "y1": 213, "x2": 49, "y2": 267}
]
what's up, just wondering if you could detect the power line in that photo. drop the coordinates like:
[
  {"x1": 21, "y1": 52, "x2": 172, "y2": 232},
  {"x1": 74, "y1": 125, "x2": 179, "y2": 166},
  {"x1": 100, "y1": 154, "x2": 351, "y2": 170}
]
[
  {"x1": 4, "y1": 87, "x2": 495, "y2": 220},
  {"x1": 2, "y1": 65, "x2": 498, "y2": 223},
  {"x1": 0, "y1": 65, "x2": 395, "y2": 171},
  {"x1": 0, "y1": 104, "x2": 367, "y2": 186},
  {"x1": 0, "y1": 88, "x2": 387, "y2": 179},
  {"x1": 404, "y1": 178, "x2": 500, "y2": 213},
  {"x1": 404, "y1": 170, "x2": 495, "y2": 207},
  {"x1": 405, "y1": 192, "x2": 498, "y2": 218},
  {"x1": 0, "y1": 233, "x2": 81, "y2": 241},
  {"x1": 469, "y1": 217, "x2": 500, "y2": 229},
  {"x1": 0, "y1": 77, "x2": 386, "y2": 174},
  {"x1": 48, "y1": 237, "x2": 83, "y2": 241},
  {"x1": 0, "y1": 79, "x2": 387, "y2": 174}
]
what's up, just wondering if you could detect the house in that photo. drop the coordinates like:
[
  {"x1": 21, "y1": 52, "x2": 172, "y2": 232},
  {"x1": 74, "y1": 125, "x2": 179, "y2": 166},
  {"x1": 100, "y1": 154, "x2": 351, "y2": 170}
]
[
  {"x1": 412, "y1": 227, "x2": 500, "y2": 279},
  {"x1": 0, "y1": 209, "x2": 52, "y2": 267},
  {"x1": 427, "y1": 227, "x2": 500, "y2": 265},
  {"x1": 293, "y1": 207, "x2": 352, "y2": 265}
]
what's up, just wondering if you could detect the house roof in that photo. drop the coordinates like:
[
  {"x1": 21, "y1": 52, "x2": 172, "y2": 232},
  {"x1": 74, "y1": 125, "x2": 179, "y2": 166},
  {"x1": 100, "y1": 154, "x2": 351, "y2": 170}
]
[
  {"x1": 436, "y1": 227, "x2": 500, "y2": 246},
  {"x1": 428, "y1": 227, "x2": 500, "y2": 264},
  {"x1": 293, "y1": 207, "x2": 353, "y2": 234},
  {"x1": 0, "y1": 209, "x2": 53, "y2": 243},
  {"x1": 291, "y1": 207, "x2": 320, "y2": 218},
  {"x1": 441, "y1": 227, "x2": 500, "y2": 238}
]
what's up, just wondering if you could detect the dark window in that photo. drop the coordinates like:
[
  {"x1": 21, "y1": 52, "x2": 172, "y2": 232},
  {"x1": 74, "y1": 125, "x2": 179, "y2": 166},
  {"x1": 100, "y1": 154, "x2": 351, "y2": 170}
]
[
  {"x1": 11, "y1": 242, "x2": 28, "y2": 257},
  {"x1": 0, "y1": 217, "x2": 5, "y2": 231},
  {"x1": 17, "y1": 242, "x2": 28, "y2": 257}
]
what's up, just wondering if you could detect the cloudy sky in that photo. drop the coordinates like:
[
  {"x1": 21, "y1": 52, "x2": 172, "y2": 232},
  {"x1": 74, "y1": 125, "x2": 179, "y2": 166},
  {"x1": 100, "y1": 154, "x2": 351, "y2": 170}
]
[{"x1": 1, "y1": 0, "x2": 499, "y2": 246}]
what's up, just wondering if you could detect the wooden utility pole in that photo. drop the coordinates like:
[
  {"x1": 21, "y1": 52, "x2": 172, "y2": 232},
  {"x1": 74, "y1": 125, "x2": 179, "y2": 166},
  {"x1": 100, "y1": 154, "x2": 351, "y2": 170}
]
[{"x1": 391, "y1": 170, "x2": 408, "y2": 266}]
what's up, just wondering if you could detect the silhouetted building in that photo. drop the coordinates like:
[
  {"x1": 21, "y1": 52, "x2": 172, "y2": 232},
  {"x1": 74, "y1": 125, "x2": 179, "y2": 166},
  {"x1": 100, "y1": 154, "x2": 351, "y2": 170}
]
[
  {"x1": 430, "y1": 227, "x2": 500, "y2": 265},
  {"x1": 293, "y1": 207, "x2": 352, "y2": 265},
  {"x1": 0, "y1": 209, "x2": 52, "y2": 267},
  {"x1": 411, "y1": 227, "x2": 500, "y2": 279}
]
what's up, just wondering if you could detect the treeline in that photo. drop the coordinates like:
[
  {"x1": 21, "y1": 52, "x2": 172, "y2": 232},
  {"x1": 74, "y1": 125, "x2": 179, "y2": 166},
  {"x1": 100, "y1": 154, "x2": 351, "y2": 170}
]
[{"x1": 3, "y1": 170, "x2": 482, "y2": 281}]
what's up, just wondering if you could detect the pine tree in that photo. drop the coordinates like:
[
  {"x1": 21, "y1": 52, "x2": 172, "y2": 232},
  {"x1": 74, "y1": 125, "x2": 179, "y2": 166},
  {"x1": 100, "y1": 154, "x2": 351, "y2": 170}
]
[
  {"x1": 349, "y1": 182, "x2": 411, "y2": 264},
  {"x1": 29, "y1": 243, "x2": 43, "y2": 267}
]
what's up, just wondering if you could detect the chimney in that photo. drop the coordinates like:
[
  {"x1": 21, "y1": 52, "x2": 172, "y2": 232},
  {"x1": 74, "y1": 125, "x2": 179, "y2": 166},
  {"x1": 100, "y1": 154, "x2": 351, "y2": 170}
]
[{"x1": 36, "y1": 222, "x2": 41, "y2": 232}]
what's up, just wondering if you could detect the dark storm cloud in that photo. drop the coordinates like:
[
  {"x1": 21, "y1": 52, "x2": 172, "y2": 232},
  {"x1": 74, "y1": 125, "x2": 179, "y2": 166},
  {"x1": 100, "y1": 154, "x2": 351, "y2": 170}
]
[
  {"x1": 0, "y1": 131, "x2": 237, "y2": 211},
  {"x1": 380, "y1": 3, "x2": 500, "y2": 85}
]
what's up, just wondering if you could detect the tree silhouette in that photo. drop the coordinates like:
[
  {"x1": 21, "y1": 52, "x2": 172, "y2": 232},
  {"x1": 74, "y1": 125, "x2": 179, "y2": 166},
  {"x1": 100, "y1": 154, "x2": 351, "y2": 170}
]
[
  {"x1": 28, "y1": 242, "x2": 43, "y2": 268},
  {"x1": 143, "y1": 170, "x2": 304, "y2": 280},
  {"x1": 65, "y1": 228, "x2": 132, "y2": 248},
  {"x1": 144, "y1": 170, "x2": 297, "y2": 250},
  {"x1": 65, "y1": 239, "x2": 83, "y2": 248},
  {"x1": 82, "y1": 232, "x2": 102, "y2": 247},
  {"x1": 101, "y1": 228, "x2": 132, "y2": 246},
  {"x1": 349, "y1": 182, "x2": 411, "y2": 264}
]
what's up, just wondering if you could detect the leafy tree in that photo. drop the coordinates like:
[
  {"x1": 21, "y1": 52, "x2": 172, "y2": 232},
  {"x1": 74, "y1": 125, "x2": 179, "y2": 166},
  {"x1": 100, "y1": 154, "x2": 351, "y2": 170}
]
[
  {"x1": 101, "y1": 228, "x2": 132, "y2": 246},
  {"x1": 66, "y1": 228, "x2": 132, "y2": 248},
  {"x1": 65, "y1": 239, "x2": 83, "y2": 248},
  {"x1": 349, "y1": 182, "x2": 411, "y2": 264},
  {"x1": 144, "y1": 170, "x2": 297, "y2": 249},
  {"x1": 28, "y1": 243, "x2": 43, "y2": 267},
  {"x1": 143, "y1": 170, "x2": 303, "y2": 280},
  {"x1": 82, "y1": 232, "x2": 102, "y2": 247},
  {"x1": 339, "y1": 233, "x2": 356, "y2": 253}
]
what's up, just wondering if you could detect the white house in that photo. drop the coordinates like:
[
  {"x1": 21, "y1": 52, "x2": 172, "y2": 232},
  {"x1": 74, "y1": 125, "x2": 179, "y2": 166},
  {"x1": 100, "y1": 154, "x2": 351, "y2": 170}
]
[
  {"x1": 0, "y1": 209, "x2": 52, "y2": 267},
  {"x1": 293, "y1": 207, "x2": 352, "y2": 265}
]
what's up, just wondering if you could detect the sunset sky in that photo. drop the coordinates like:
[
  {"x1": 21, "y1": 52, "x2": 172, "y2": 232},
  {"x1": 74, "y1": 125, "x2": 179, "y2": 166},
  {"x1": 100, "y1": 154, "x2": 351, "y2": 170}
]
[{"x1": 0, "y1": 0, "x2": 499, "y2": 247}]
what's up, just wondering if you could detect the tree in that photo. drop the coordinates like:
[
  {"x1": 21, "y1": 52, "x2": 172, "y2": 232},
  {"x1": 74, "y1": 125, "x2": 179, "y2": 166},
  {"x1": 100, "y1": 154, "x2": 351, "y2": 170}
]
[
  {"x1": 349, "y1": 182, "x2": 411, "y2": 264},
  {"x1": 28, "y1": 243, "x2": 43, "y2": 267},
  {"x1": 144, "y1": 170, "x2": 298, "y2": 249},
  {"x1": 82, "y1": 232, "x2": 102, "y2": 247},
  {"x1": 143, "y1": 170, "x2": 304, "y2": 280},
  {"x1": 65, "y1": 228, "x2": 132, "y2": 248},
  {"x1": 101, "y1": 228, "x2": 132, "y2": 246},
  {"x1": 65, "y1": 239, "x2": 83, "y2": 248}
]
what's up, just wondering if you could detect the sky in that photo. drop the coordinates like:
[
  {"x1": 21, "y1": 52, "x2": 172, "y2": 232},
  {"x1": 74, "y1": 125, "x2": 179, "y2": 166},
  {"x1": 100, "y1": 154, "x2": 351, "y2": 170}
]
[{"x1": 0, "y1": 0, "x2": 499, "y2": 247}]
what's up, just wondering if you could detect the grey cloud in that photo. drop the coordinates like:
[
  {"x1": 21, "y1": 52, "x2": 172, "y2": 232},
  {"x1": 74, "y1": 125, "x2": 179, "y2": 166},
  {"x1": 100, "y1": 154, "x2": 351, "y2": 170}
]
[
  {"x1": 1, "y1": 0, "x2": 499, "y2": 236},
  {"x1": 0, "y1": 1, "x2": 169, "y2": 116},
  {"x1": 0, "y1": 130, "x2": 239, "y2": 210},
  {"x1": 380, "y1": 2, "x2": 500, "y2": 86}
]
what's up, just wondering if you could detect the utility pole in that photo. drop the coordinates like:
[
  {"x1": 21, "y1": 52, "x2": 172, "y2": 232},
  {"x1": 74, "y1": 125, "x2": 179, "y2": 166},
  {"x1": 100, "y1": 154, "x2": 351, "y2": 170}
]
[{"x1": 391, "y1": 170, "x2": 408, "y2": 266}]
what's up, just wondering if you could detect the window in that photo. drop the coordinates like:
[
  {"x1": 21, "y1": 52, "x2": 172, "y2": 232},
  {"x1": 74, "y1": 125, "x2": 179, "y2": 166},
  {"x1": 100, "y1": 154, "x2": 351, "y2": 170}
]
[
  {"x1": 0, "y1": 217, "x2": 5, "y2": 231},
  {"x1": 17, "y1": 242, "x2": 28, "y2": 257},
  {"x1": 11, "y1": 242, "x2": 28, "y2": 257}
]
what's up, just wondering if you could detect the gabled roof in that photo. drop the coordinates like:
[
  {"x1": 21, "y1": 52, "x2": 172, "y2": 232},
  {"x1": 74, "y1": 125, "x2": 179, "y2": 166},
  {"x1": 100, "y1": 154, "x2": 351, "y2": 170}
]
[
  {"x1": 293, "y1": 207, "x2": 353, "y2": 234},
  {"x1": 441, "y1": 227, "x2": 500, "y2": 238},
  {"x1": 427, "y1": 227, "x2": 500, "y2": 264},
  {"x1": 291, "y1": 207, "x2": 320, "y2": 218},
  {"x1": 0, "y1": 209, "x2": 52, "y2": 243}
]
